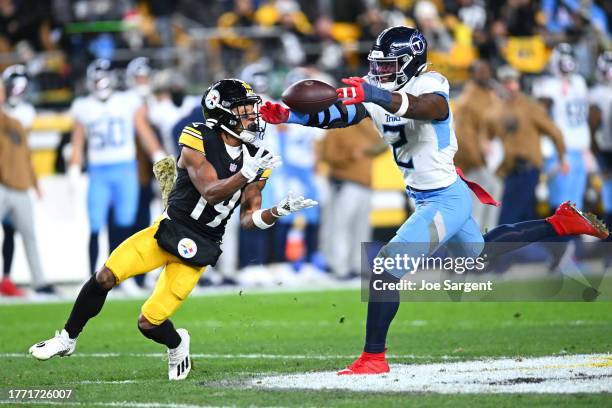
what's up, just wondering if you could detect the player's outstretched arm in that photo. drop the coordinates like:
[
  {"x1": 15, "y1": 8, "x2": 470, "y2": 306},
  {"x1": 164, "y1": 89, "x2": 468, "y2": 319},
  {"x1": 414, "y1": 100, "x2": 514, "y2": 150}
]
[
  {"x1": 337, "y1": 77, "x2": 448, "y2": 121},
  {"x1": 260, "y1": 101, "x2": 368, "y2": 129},
  {"x1": 134, "y1": 105, "x2": 166, "y2": 162},
  {"x1": 240, "y1": 185, "x2": 318, "y2": 230},
  {"x1": 180, "y1": 145, "x2": 280, "y2": 206}
]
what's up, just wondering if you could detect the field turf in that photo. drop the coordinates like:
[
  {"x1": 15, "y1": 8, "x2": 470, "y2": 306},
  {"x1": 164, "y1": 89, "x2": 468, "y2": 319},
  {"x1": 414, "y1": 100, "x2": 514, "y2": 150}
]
[{"x1": 1, "y1": 288, "x2": 611, "y2": 407}]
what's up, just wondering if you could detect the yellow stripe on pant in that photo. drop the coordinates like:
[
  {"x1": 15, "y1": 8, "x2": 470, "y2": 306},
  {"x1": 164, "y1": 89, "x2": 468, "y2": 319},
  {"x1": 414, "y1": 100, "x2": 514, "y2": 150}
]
[{"x1": 105, "y1": 217, "x2": 206, "y2": 325}]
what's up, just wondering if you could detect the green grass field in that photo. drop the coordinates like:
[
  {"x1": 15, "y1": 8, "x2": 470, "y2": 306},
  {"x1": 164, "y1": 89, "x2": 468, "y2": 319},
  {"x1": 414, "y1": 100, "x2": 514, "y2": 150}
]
[{"x1": 1, "y1": 288, "x2": 611, "y2": 407}]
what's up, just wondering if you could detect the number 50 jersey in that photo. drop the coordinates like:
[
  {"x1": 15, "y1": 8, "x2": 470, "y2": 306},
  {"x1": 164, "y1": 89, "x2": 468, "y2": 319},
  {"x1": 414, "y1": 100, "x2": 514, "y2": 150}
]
[
  {"x1": 70, "y1": 91, "x2": 143, "y2": 165},
  {"x1": 167, "y1": 122, "x2": 271, "y2": 242}
]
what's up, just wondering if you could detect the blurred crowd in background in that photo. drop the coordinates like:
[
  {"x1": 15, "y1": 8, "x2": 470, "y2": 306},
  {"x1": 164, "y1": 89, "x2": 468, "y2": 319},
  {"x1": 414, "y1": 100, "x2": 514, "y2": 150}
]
[{"x1": 0, "y1": 0, "x2": 611, "y2": 297}]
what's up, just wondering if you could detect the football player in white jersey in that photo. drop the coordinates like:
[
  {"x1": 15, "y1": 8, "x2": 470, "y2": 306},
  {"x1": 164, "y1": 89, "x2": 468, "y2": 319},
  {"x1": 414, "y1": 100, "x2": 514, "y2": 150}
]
[
  {"x1": 532, "y1": 43, "x2": 591, "y2": 210},
  {"x1": 589, "y1": 51, "x2": 612, "y2": 253},
  {"x1": 261, "y1": 26, "x2": 609, "y2": 374},
  {"x1": 69, "y1": 59, "x2": 165, "y2": 276}
]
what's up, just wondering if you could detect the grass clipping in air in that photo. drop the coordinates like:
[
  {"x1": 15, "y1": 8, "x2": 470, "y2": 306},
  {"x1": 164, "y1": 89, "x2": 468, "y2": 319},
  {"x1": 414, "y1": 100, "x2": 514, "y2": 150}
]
[{"x1": 153, "y1": 156, "x2": 177, "y2": 207}]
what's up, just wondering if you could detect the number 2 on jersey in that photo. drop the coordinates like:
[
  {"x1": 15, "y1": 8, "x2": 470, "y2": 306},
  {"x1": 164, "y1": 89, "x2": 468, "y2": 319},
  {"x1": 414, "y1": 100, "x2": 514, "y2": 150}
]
[{"x1": 382, "y1": 124, "x2": 414, "y2": 169}]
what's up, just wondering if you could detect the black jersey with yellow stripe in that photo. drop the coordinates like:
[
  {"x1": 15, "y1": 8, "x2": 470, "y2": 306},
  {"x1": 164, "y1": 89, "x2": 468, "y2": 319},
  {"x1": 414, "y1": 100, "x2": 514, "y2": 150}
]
[{"x1": 167, "y1": 122, "x2": 271, "y2": 242}]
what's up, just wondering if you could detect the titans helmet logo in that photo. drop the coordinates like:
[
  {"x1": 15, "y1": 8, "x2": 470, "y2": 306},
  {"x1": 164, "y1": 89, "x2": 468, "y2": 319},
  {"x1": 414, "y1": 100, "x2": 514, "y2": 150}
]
[{"x1": 409, "y1": 33, "x2": 426, "y2": 56}]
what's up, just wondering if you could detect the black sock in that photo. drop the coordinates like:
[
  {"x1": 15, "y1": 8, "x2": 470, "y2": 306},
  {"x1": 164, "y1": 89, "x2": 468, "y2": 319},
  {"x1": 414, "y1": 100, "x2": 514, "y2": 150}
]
[
  {"x1": 89, "y1": 232, "x2": 99, "y2": 276},
  {"x1": 138, "y1": 320, "x2": 181, "y2": 349},
  {"x1": 2, "y1": 222, "x2": 15, "y2": 277},
  {"x1": 483, "y1": 220, "x2": 557, "y2": 260},
  {"x1": 64, "y1": 275, "x2": 110, "y2": 339},
  {"x1": 364, "y1": 271, "x2": 400, "y2": 353}
]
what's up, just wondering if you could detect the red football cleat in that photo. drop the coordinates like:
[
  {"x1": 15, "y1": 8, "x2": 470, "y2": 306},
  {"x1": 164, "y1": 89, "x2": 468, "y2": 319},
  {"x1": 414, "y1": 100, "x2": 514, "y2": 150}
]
[
  {"x1": 0, "y1": 278, "x2": 25, "y2": 297},
  {"x1": 337, "y1": 351, "x2": 390, "y2": 375},
  {"x1": 546, "y1": 201, "x2": 609, "y2": 240}
]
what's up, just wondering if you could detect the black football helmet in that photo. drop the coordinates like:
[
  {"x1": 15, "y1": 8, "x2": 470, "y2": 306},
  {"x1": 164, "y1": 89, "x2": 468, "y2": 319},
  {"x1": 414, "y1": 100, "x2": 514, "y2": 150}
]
[
  {"x1": 202, "y1": 79, "x2": 265, "y2": 144},
  {"x1": 2, "y1": 64, "x2": 28, "y2": 106},
  {"x1": 368, "y1": 26, "x2": 428, "y2": 90}
]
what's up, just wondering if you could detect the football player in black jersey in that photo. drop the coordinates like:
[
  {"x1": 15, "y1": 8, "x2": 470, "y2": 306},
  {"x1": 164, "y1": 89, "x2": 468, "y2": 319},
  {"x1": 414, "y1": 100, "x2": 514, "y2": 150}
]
[{"x1": 29, "y1": 79, "x2": 318, "y2": 380}]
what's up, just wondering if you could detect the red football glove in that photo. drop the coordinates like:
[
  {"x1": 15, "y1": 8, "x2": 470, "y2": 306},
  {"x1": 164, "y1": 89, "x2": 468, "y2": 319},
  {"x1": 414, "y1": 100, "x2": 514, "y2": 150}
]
[
  {"x1": 260, "y1": 101, "x2": 290, "y2": 124},
  {"x1": 336, "y1": 77, "x2": 366, "y2": 105}
]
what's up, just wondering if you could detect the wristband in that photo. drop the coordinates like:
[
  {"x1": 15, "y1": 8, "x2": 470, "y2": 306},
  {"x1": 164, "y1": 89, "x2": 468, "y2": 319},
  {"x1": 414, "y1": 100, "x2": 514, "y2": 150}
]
[
  {"x1": 393, "y1": 92, "x2": 410, "y2": 116},
  {"x1": 253, "y1": 209, "x2": 275, "y2": 229},
  {"x1": 287, "y1": 110, "x2": 309, "y2": 125},
  {"x1": 365, "y1": 83, "x2": 393, "y2": 106},
  {"x1": 152, "y1": 150, "x2": 167, "y2": 164}
]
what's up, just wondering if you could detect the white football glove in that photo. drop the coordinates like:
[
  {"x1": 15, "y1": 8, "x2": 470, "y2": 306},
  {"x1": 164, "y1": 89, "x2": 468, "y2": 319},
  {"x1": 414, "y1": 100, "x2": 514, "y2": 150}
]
[
  {"x1": 67, "y1": 164, "x2": 81, "y2": 195},
  {"x1": 273, "y1": 191, "x2": 319, "y2": 217},
  {"x1": 241, "y1": 145, "x2": 282, "y2": 182}
]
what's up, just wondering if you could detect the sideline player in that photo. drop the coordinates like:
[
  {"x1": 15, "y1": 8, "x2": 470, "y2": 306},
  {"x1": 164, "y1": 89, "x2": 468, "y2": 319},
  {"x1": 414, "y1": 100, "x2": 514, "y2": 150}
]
[
  {"x1": 260, "y1": 26, "x2": 609, "y2": 374},
  {"x1": 589, "y1": 51, "x2": 612, "y2": 263},
  {"x1": 68, "y1": 59, "x2": 165, "y2": 275},
  {"x1": 29, "y1": 79, "x2": 317, "y2": 380},
  {"x1": 532, "y1": 43, "x2": 591, "y2": 211}
]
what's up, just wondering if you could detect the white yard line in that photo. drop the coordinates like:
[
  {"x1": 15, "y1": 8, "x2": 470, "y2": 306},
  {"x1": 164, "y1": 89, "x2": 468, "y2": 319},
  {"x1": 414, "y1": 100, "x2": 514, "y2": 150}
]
[
  {"x1": 0, "y1": 352, "x2": 459, "y2": 360},
  {"x1": 0, "y1": 401, "x2": 223, "y2": 408},
  {"x1": 252, "y1": 353, "x2": 612, "y2": 394}
]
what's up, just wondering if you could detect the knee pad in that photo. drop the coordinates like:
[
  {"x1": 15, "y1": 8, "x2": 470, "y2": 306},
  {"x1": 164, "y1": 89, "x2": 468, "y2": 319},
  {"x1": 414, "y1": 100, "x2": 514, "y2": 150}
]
[{"x1": 141, "y1": 300, "x2": 170, "y2": 326}]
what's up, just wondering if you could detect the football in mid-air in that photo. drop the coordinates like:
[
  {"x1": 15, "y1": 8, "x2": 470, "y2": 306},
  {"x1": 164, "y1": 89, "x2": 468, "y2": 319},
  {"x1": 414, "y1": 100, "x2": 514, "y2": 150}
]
[{"x1": 281, "y1": 79, "x2": 338, "y2": 114}]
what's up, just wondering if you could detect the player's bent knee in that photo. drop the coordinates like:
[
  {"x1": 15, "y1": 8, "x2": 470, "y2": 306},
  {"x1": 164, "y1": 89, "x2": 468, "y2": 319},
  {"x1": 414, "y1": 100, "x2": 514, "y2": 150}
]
[
  {"x1": 95, "y1": 267, "x2": 118, "y2": 290},
  {"x1": 141, "y1": 299, "x2": 172, "y2": 326},
  {"x1": 137, "y1": 313, "x2": 158, "y2": 330}
]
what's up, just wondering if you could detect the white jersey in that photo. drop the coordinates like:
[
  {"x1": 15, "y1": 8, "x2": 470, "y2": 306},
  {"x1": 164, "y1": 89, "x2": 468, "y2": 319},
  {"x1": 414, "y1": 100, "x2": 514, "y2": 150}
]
[
  {"x1": 5, "y1": 101, "x2": 35, "y2": 129},
  {"x1": 364, "y1": 71, "x2": 458, "y2": 190},
  {"x1": 70, "y1": 91, "x2": 142, "y2": 165},
  {"x1": 588, "y1": 84, "x2": 612, "y2": 152},
  {"x1": 148, "y1": 95, "x2": 200, "y2": 156},
  {"x1": 532, "y1": 74, "x2": 590, "y2": 150}
]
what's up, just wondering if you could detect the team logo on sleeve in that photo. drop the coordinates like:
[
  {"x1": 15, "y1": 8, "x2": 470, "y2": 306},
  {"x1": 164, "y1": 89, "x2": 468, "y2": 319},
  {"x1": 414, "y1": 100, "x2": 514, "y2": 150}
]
[
  {"x1": 178, "y1": 238, "x2": 197, "y2": 259},
  {"x1": 409, "y1": 33, "x2": 426, "y2": 55}
]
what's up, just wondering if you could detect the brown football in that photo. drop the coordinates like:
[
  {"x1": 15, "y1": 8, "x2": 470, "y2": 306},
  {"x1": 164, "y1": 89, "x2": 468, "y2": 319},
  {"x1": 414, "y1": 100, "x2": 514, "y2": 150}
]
[{"x1": 281, "y1": 79, "x2": 338, "y2": 114}]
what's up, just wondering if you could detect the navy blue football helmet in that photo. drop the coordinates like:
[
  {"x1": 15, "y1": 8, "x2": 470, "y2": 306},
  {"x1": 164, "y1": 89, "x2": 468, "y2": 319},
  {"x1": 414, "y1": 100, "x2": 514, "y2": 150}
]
[{"x1": 368, "y1": 26, "x2": 428, "y2": 90}]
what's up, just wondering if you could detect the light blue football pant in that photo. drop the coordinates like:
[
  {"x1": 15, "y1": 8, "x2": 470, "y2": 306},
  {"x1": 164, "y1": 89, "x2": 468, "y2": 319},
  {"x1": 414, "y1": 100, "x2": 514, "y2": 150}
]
[
  {"x1": 544, "y1": 149, "x2": 587, "y2": 210},
  {"x1": 87, "y1": 161, "x2": 139, "y2": 233},
  {"x1": 380, "y1": 178, "x2": 485, "y2": 279}
]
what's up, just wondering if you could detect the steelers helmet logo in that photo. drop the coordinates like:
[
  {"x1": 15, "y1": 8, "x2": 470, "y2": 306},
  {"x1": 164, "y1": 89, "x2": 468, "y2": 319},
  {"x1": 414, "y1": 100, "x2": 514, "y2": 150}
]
[
  {"x1": 177, "y1": 238, "x2": 198, "y2": 259},
  {"x1": 205, "y1": 89, "x2": 221, "y2": 109},
  {"x1": 409, "y1": 33, "x2": 426, "y2": 56}
]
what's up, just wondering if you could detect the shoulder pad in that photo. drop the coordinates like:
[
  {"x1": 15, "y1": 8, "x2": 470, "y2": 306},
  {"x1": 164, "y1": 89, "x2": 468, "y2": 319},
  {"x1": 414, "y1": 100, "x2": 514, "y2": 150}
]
[{"x1": 178, "y1": 123, "x2": 205, "y2": 153}]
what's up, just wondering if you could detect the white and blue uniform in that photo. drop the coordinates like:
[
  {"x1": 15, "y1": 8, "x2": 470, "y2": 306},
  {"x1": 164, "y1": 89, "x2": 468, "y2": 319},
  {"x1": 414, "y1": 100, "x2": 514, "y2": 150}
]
[
  {"x1": 71, "y1": 92, "x2": 143, "y2": 232},
  {"x1": 589, "y1": 82, "x2": 612, "y2": 213},
  {"x1": 365, "y1": 72, "x2": 482, "y2": 275},
  {"x1": 532, "y1": 74, "x2": 590, "y2": 209}
]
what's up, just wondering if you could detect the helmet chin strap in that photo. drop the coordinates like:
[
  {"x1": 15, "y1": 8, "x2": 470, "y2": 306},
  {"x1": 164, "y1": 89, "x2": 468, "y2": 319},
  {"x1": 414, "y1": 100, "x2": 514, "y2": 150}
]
[{"x1": 219, "y1": 124, "x2": 257, "y2": 144}]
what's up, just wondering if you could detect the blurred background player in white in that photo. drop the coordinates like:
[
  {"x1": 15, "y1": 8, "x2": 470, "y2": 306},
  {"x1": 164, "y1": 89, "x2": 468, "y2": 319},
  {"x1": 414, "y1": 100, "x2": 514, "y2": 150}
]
[
  {"x1": 0, "y1": 65, "x2": 55, "y2": 296},
  {"x1": 589, "y1": 51, "x2": 612, "y2": 267},
  {"x1": 121, "y1": 57, "x2": 161, "y2": 290},
  {"x1": 69, "y1": 59, "x2": 165, "y2": 277},
  {"x1": 533, "y1": 43, "x2": 590, "y2": 212},
  {"x1": 149, "y1": 70, "x2": 200, "y2": 157}
]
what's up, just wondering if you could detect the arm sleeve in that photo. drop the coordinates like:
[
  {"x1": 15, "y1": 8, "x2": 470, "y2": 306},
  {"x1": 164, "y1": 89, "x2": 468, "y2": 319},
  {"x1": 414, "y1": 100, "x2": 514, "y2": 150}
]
[{"x1": 288, "y1": 101, "x2": 369, "y2": 129}]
